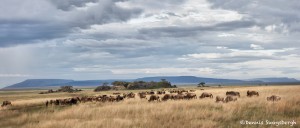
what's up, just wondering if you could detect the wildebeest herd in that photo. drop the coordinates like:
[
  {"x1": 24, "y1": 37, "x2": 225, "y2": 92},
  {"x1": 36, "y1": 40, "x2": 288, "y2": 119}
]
[{"x1": 1, "y1": 89, "x2": 282, "y2": 107}]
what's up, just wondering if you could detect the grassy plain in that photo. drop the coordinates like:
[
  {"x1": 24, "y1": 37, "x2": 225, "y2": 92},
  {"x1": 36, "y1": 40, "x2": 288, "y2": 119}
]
[{"x1": 0, "y1": 85, "x2": 299, "y2": 128}]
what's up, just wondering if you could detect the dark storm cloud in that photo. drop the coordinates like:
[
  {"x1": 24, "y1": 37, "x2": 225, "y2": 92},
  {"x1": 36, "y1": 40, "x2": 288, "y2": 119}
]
[
  {"x1": 208, "y1": 0, "x2": 300, "y2": 32},
  {"x1": 139, "y1": 20, "x2": 255, "y2": 37},
  {"x1": 49, "y1": 0, "x2": 99, "y2": 11},
  {"x1": 0, "y1": 21, "x2": 69, "y2": 47},
  {"x1": 0, "y1": 0, "x2": 142, "y2": 47}
]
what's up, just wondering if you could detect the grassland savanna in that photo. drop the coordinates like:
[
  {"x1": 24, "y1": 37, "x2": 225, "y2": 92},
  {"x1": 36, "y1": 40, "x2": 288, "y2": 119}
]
[{"x1": 0, "y1": 86, "x2": 299, "y2": 128}]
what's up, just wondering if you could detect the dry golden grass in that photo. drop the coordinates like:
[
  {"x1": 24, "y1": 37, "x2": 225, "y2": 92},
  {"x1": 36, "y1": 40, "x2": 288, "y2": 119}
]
[{"x1": 0, "y1": 85, "x2": 299, "y2": 128}]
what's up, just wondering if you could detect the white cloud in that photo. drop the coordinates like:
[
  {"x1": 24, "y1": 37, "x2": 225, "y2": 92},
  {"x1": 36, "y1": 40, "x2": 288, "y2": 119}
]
[
  {"x1": 0, "y1": 74, "x2": 32, "y2": 77},
  {"x1": 111, "y1": 67, "x2": 215, "y2": 75},
  {"x1": 250, "y1": 44, "x2": 264, "y2": 50},
  {"x1": 179, "y1": 48, "x2": 295, "y2": 60},
  {"x1": 218, "y1": 33, "x2": 236, "y2": 37}
]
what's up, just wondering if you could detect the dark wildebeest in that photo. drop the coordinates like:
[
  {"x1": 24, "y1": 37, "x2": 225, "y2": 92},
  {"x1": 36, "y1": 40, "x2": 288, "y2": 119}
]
[
  {"x1": 157, "y1": 91, "x2": 166, "y2": 95},
  {"x1": 138, "y1": 92, "x2": 147, "y2": 99},
  {"x1": 173, "y1": 94, "x2": 185, "y2": 100},
  {"x1": 185, "y1": 93, "x2": 197, "y2": 99},
  {"x1": 148, "y1": 95, "x2": 160, "y2": 102},
  {"x1": 189, "y1": 90, "x2": 196, "y2": 92},
  {"x1": 1, "y1": 101, "x2": 12, "y2": 107},
  {"x1": 102, "y1": 96, "x2": 110, "y2": 102},
  {"x1": 224, "y1": 96, "x2": 237, "y2": 103},
  {"x1": 55, "y1": 99, "x2": 60, "y2": 105},
  {"x1": 169, "y1": 90, "x2": 176, "y2": 93},
  {"x1": 149, "y1": 91, "x2": 155, "y2": 95},
  {"x1": 226, "y1": 91, "x2": 240, "y2": 97},
  {"x1": 113, "y1": 92, "x2": 121, "y2": 95},
  {"x1": 108, "y1": 96, "x2": 117, "y2": 102},
  {"x1": 116, "y1": 95, "x2": 125, "y2": 102},
  {"x1": 267, "y1": 95, "x2": 281, "y2": 102},
  {"x1": 247, "y1": 90, "x2": 259, "y2": 97},
  {"x1": 215, "y1": 96, "x2": 225, "y2": 103},
  {"x1": 49, "y1": 100, "x2": 54, "y2": 105},
  {"x1": 69, "y1": 98, "x2": 78, "y2": 105},
  {"x1": 126, "y1": 92, "x2": 135, "y2": 98},
  {"x1": 162, "y1": 94, "x2": 174, "y2": 101},
  {"x1": 199, "y1": 92, "x2": 213, "y2": 99},
  {"x1": 46, "y1": 100, "x2": 49, "y2": 107},
  {"x1": 76, "y1": 97, "x2": 81, "y2": 103}
]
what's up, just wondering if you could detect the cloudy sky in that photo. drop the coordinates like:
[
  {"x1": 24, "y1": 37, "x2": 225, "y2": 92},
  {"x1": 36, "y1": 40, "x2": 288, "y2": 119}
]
[{"x1": 1, "y1": 0, "x2": 300, "y2": 87}]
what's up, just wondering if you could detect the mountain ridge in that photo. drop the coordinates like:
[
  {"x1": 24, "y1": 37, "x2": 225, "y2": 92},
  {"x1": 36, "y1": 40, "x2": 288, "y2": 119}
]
[{"x1": 2, "y1": 76, "x2": 300, "y2": 89}]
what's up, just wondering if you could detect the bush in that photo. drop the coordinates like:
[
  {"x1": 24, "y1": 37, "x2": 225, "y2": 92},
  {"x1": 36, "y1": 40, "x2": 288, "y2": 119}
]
[
  {"x1": 58, "y1": 86, "x2": 75, "y2": 92},
  {"x1": 94, "y1": 85, "x2": 111, "y2": 92}
]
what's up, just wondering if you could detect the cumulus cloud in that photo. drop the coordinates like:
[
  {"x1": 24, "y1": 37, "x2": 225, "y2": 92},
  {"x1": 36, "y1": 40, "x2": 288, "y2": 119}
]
[
  {"x1": 1, "y1": 0, "x2": 300, "y2": 87},
  {"x1": 208, "y1": 0, "x2": 300, "y2": 33},
  {"x1": 250, "y1": 44, "x2": 264, "y2": 50}
]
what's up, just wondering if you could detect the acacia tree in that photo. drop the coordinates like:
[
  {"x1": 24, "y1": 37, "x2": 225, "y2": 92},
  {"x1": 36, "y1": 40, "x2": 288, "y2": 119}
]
[
  {"x1": 94, "y1": 82, "x2": 111, "y2": 92},
  {"x1": 198, "y1": 82, "x2": 206, "y2": 87},
  {"x1": 112, "y1": 81, "x2": 130, "y2": 88},
  {"x1": 59, "y1": 86, "x2": 74, "y2": 92}
]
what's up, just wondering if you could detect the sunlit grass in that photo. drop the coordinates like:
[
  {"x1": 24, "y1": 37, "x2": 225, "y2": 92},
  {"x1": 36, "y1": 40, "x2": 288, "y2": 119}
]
[{"x1": 0, "y1": 86, "x2": 299, "y2": 128}]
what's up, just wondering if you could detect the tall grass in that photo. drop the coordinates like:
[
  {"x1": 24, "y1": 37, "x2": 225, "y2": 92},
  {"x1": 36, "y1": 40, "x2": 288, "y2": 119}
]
[{"x1": 0, "y1": 86, "x2": 299, "y2": 128}]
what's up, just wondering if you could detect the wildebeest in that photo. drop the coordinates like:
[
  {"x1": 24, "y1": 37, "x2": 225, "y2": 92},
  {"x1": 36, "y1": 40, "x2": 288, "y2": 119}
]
[
  {"x1": 80, "y1": 96, "x2": 95, "y2": 103},
  {"x1": 169, "y1": 90, "x2": 177, "y2": 93},
  {"x1": 48, "y1": 97, "x2": 79, "y2": 106},
  {"x1": 189, "y1": 90, "x2": 196, "y2": 92},
  {"x1": 267, "y1": 95, "x2": 281, "y2": 102},
  {"x1": 247, "y1": 90, "x2": 259, "y2": 97},
  {"x1": 126, "y1": 92, "x2": 135, "y2": 98},
  {"x1": 69, "y1": 97, "x2": 78, "y2": 105},
  {"x1": 148, "y1": 95, "x2": 160, "y2": 102},
  {"x1": 162, "y1": 94, "x2": 174, "y2": 101},
  {"x1": 149, "y1": 91, "x2": 155, "y2": 95},
  {"x1": 199, "y1": 92, "x2": 213, "y2": 99},
  {"x1": 224, "y1": 96, "x2": 237, "y2": 103},
  {"x1": 138, "y1": 92, "x2": 147, "y2": 99},
  {"x1": 46, "y1": 100, "x2": 49, "y2": 107},
  {"x1": 157, "y1": 91, "x2": 165, "y2": 95},
  {"x1": 173, "y1": 94, "x2": 185, "y2": 100},
  {"x1": 108, "y1": 96, "x2": 117, "y2": 102},
  {"x1": 1, "y1": 100, "x2": 12, "y2": 107},
  {"x1": 215, "y1": 96, "x2": 225, "y2": 103},
  {"x1": 116, "y1": 95, "x2": 125, "y2": 101},
  {"x1": 113, "y1": 92, "x2": 121, "y2": 95},
  {"x1": 177, "y1": 90, "x2": 188, "y2": 94},
  {"x1": 185, "y1": 93, "x2": 197, "y2": 99},
  {"x1": 226, "y1": 91, "x2": 240, "y2": 97}
]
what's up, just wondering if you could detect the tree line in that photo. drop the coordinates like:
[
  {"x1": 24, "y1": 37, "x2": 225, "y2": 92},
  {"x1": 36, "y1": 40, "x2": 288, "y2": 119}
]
[{"x1": 94, "y1": 79, "x2": 176, "y2": 92}]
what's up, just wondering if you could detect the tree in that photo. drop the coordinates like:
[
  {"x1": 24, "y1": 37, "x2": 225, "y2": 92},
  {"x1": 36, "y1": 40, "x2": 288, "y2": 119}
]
[
  {"x1": 112, "y1": 81, "x2": 130, "y2": 88},
  {"x1": 102, "y1": 82, "x2": 109, "y2": 86},
  {"x1": 59, "y1": 86, "x2": 74, "y2": 92},
  {"x1": 198, "y1": 82, "x2": 206, "y2": 87},
  {"x1": 94, "y1": 85, "x2": 111, "y2": 92},
  {"x1": 94, "y1": 82, "x2": 112, "y2": 92}
]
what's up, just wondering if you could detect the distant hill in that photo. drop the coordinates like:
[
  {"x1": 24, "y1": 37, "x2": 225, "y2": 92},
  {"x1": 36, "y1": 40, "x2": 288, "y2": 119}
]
[
  {"x1": 136, "y1": 76, "x2": 250, "y2": 84},
  {"x1": 5, "y1": 79, "x2": 74, "y2": 88},
  {"x1": 250, "y1": 77, "x2": 300, "y2": 83},
  {"x1": 3, "y1": 79, "x2": 133, "y2": 89},
  {"x1": 2, "y1": 76, "x2": 299, "y2": 89}
]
